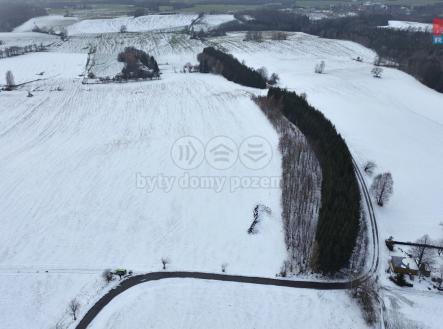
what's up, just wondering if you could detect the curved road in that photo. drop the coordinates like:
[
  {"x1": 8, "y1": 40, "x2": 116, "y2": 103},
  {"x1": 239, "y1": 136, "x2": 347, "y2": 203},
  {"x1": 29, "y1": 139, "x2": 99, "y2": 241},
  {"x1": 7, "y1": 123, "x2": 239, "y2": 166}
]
[{"x1": 75, "y1": 161, "x2": 379, "y2": 329}]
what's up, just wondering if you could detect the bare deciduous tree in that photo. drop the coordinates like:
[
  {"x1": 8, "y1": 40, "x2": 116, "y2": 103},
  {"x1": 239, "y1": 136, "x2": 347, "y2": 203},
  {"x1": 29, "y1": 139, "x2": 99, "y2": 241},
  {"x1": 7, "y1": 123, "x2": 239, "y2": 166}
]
[
  {"x1": 6, "y1": 70, "x2": 15, "y2": 88},
  {"x1": 350, "y1": 278, "x2": 379, "y2": 326},
  {"x1": 161, "y1": 257, "x2": 170, "y2": 270},
  {"x1": 257, "y1": 66, "x2": 268, "y2": 81},
  {"x1": 120, "y1": 24, "x2": 127, "y2": 33},
  {"x1": 370, "y1": 172, "x2": 393, "y2": 206},
  {"x1": 409, "y1": 234, "x2": 435, "y2": 271},
  {"x1": 244, "y1": 31, "x2": 263, "y2": 42},
  {"x1": 363, "y1": 161, "x2": 377, "y2": 176},
  {"x1": 102, "y1": 269, "x2": 113, "y2": 283},
  {"x1": 271, "y1": 31, "x2": 287, "y2": 40},
  {"x1": 374, "y1": 56, "x2": 381, "y2": 66},
  {"x1": 268, "y1": 72, "x2": 279, "y2": 85},
  {"x1": 437, "y1": 264, "x2": 443, "y2": 289},
  {"x1": 315, "y1": 61, "x2": 325, "y2": 74},
  {"x1": 68, "y1": 299, "x2": 80, "y2": 321},
  {"x1": 371, "y1": 67, "x2": 383, "y2": 78},
  {"x1": 437, "y1": 238, "x2": 443, "y2": 256}
]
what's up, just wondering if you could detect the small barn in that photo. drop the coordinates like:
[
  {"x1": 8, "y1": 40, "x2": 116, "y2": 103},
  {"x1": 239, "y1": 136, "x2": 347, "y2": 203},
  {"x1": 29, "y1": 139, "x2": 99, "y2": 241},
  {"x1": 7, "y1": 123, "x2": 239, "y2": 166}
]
[{"x1": 389, "y1": 256, "x2": 419, "y2": 276}]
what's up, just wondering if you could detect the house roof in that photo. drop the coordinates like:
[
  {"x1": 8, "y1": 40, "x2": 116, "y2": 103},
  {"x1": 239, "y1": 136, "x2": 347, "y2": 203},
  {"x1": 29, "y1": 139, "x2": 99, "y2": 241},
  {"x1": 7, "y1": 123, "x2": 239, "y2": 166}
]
[{"x1": 391, "y1": 256, "x2": 418, "y2": 271}]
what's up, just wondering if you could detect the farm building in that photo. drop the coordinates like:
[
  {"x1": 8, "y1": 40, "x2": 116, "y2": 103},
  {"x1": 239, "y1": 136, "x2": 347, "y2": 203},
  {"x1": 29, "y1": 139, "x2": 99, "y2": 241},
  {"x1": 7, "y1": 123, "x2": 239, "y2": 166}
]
[{"x1": 389, "y1": 256, "x2": 419, "y2": 276}]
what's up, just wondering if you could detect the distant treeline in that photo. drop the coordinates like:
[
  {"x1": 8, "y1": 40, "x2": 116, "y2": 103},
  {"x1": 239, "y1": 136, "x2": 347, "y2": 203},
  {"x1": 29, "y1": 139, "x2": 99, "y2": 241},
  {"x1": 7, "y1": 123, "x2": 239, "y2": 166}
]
[
  {"x1": 197, "y1": 47, "x2": 267, "y2": 89},
  {"x1": 217, "y1": 10, "x2": 443, "y2": 93},
  {"x1": 0, "y1": 4, "x2": 47, "y2": 32},
  {"x1": 267, "y1": 88, "x2": 361, "y2": 274},
  {"x1": 0, "y1": 44, "x2": 48, "y2": 59},
  {"x1": 305, "y1": 15, "x2": 443, "y2": 93}
]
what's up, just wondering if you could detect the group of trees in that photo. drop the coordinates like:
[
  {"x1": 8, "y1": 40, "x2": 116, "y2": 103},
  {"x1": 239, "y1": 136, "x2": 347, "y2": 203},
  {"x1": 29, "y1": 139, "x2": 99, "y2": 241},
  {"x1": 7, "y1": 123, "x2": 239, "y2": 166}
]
[
  {"x1": 244, "y1": 31, "x2": 263, "y2": 42},
  {"x1": 305, "y1": 14, "x2": 443, "y2": 92},
  {"x1": 216, "y1": 10, "x2": 443, "y2": 93},
  {"x1": 259, "y1": 95, "x2": 323, "y2": 274},
  {"x1": 0, "y1": 44, "x2": 47, "y2": 60},
  {"x1": 219, "y1": 9, "x2": 309, "y2": 33},
  {"x1": 271, "y1": 31, "x2": 288, "y2": 41},
  {"x1": 256, "y1": 66, "x2": 279, "y2": 85},
  {"x1": 266, "y1": 88, "x2": 361, "y2": 274},
  {"x1": 197, "y1": 47, "x2": 267, "y2": 89},
  {"x1": 116, "y1": 47, "x2": 160, "y2": 80}
]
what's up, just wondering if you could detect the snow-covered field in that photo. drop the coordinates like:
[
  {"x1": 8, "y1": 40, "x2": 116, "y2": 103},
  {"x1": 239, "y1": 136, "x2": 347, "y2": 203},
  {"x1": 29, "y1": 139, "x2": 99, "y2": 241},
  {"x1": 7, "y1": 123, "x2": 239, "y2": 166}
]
[
  {"x1": 1, "y1": 14, "x2": 443, "y2": 329},
  {"x1": 9, "y1": 13, "x2": 235, "y2": 36},
  {"x1": 67, "y1": 14, "x2": 196, "y2": 34},
  {"x1": 0, "y1": 69, "x2": 284, "y2": 277},
  {"x1": 88, "y1": 279, "x2": 369, "y2": 329},
  {"x1": 66, "y1": 14, "x2": 235, "y2": 35},
  {"x1": 13, "y1": 15, "x2": 79, "y2": 33},
  {"x1": 0, "y1": 52, "x2": 85, "y2": 84}
]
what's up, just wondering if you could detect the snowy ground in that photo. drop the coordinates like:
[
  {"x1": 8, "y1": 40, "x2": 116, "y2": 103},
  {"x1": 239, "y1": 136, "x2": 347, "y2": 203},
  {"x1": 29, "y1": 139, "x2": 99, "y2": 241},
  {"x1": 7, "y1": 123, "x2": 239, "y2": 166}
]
[
  {"x1": 13, "y1": 15, "x2": 79, "y2": 33},
  {"x1": 0, "y1": 29, "x2": 286, "y2": 328},
  {"x1": 0, "y1": 67, "x2": 284, "y2": 277},
  {"x1": 87, "y1": 279, "x2": 369, "y2": 329},
  {"x1": 10, "y1": 13, "x2": 235, "y2": 36},
  {"x1": 1, "y1": 16, "x2": 443, "y2": 329}
]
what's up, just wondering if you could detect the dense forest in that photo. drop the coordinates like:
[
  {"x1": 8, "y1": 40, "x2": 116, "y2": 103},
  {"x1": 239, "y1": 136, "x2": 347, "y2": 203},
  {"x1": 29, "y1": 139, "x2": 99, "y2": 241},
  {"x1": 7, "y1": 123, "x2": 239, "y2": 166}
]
[
  {"x1": 197, "y1": 47, "x2": 267, "y2": 89},
  {"x1": 0, "y1": 4, "x2": 47, "y2": 32},
  {"x1": 217, "y1": 10, "x2": 443, "y2": 93},
  {"x1": 267, "y1": 88, "x2": 361, "y2": 274},
  {"x1": 305, "y1": 15, "x2": 443, "y2": 93}
]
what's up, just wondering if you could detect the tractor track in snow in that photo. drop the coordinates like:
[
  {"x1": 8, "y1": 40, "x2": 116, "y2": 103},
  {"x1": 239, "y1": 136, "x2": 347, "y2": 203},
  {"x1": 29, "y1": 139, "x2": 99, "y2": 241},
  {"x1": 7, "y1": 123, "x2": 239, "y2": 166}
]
[{"x1": 75, "y1": 159, "x2": 380, "y2": 329}]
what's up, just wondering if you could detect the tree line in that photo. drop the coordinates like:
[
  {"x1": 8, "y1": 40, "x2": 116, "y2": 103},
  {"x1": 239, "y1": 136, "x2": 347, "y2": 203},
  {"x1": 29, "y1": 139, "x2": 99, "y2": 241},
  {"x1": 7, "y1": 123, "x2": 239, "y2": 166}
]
[
  {"x1": 266, "y1": 88, "x2": 361, "y2": 274},
  {"x1": 216, "y1": 10, "x2": 443, "y2": 93},
  {"x1": 255, "y1": 95, "x2": 322, "y2": 275},
  {"x1": 197, "y1": 47, "x2": 267, "y2": 89},
  {"x1": 0, "y1": 44, "x2": 47, "y2": 60},
  {"x1": 305, "y1": 15, "x2": 443, "y2": 93}
]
